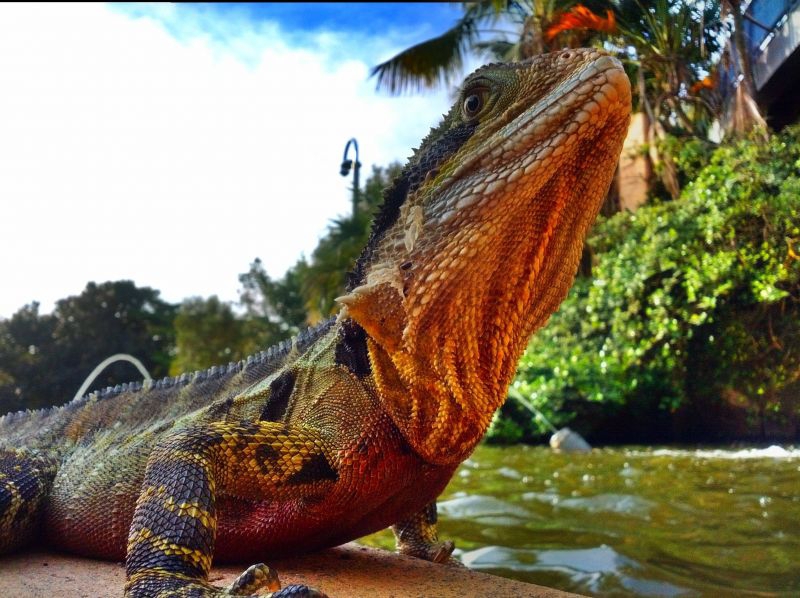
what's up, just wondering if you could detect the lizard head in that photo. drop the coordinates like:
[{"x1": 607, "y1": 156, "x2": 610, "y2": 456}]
[
  {"x1": 338, "y1": 49, "x2": 631, "y2": 461},
  {"x1": 341, "y1": 48, "x2": 630, "y2": 352}
]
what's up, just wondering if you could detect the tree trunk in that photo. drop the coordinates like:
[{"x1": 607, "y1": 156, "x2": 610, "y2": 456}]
[{"x1": 724, "y1": 0, "x2": 769, "y2": 137}]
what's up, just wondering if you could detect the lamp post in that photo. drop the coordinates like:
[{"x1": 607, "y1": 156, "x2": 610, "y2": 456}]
[{"x1": 340, "y1": 138, "x2": 360, "y2": 217}]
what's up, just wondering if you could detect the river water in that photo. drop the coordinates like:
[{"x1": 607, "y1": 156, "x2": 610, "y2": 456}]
[{"x1": 361, "y1": 444, "x2": 799, "y2": 597}]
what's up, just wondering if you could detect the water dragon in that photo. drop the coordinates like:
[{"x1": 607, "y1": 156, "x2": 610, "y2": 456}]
[{"x1": 0, "y1": 49, "x2": 631, "y2": 597}]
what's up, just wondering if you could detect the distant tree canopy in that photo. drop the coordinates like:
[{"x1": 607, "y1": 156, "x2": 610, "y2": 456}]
[
  {"x1": 169, "y1": 296, "x2": 255, "y2": 376},
  {"x1": 0, "y1": 281, "x2": 175, "y2": 414}
]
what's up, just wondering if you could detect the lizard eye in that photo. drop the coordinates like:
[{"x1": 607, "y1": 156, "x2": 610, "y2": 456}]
[{"x1": 462, "y1": 88, "x2": 488, "y2": 119}]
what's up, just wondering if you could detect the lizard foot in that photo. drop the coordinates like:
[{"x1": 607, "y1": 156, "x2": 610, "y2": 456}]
[
  {"x1": 126, "y1": 567, "x2": 327, "y2": 597},
  {"x1": 392, "y1": 502, "x2": 463, "y2": 567},
  {"x1": 227, "y1": 563, "x2": 328, "y2": 597},
  {"x1": 430, "y1": 540, "x2": 455, "y2": 564}
]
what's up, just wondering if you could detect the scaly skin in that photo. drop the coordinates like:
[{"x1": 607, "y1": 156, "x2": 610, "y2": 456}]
[{"x1": 0, "y1": 49, "x2": 630, "y2": 596}]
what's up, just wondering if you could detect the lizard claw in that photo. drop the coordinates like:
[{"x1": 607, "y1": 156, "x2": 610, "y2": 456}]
[
  {"x1": 431, "y1": 540, "x2": 455, "y2": 563},
  {"x1": 227, "y1": 563, "x2": 327, "y2": 598},
  {"x1": 227, "y1": 563, "x2": 281, "y2": 594}
]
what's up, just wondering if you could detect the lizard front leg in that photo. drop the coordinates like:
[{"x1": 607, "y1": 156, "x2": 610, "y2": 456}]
[
  {"x1": 125, "y1": 421, "x2": 330, "y2": 597},
  {"x1": 391, "y1": 501, "x2": 457, "y2": 564}
]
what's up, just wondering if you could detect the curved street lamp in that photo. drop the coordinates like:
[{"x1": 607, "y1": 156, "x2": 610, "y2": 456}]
[{"x1": 340, "y1": 138, "x2": 361, "y2": 217}]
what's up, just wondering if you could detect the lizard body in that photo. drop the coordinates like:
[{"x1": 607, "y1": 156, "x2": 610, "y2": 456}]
[{"x1": 0, "y1": 49, "x2": 630, "y2": 596}]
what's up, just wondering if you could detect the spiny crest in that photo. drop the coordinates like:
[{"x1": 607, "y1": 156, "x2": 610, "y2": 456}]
[
  {"x1": 347, "y1": 110, "x2": 478, "y2": 291},
  {"x1": 469, "y1": 61, "x2": 507, "y2": 77}
]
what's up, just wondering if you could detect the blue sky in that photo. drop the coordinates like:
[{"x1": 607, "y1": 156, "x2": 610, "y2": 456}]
[
  {"x1": 0, "y1": 3, "x2": 484, "y2": 318},
  {"x1": 138, "y1": 3, "x2": 464, "y2": 36}
]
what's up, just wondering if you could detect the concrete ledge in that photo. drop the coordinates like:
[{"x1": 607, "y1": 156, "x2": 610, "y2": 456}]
[{"x1": 0, "y1": 544, "x2": 584, "y2": 597}]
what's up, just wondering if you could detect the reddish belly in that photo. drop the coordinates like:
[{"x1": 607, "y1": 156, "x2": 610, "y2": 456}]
[
  {"x1": 45, "y1": 449, "x2": 457, "y2": 563},
  {"x1": 214, "y1": 458, "x2": 457, "y2": 562}
]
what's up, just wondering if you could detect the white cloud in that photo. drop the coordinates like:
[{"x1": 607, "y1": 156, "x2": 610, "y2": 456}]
[{"x1": 0, "y1": 3, "x2": 457, "y2": 317}]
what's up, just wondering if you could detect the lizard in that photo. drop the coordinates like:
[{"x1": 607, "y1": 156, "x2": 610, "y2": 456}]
[{"x1": 0, "y1": 48, "x2": 631, "y2": 597}]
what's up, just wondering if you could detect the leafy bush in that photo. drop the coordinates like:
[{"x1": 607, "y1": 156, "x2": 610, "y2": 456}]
[{"x1": 507, "y1": 126, "x2": 800, "y2": 442}]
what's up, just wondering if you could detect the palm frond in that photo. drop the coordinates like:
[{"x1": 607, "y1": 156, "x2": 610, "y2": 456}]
[
  {"x1": 371, "y1": 16, "x2": 480, "y2": 94},
  {"x1": 474, "y1": 39, "x2": 518, "y2": 61}
]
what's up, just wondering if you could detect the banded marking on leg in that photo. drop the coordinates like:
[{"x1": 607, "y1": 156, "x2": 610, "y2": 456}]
[
  {"x1": 125, "y1": 420, "x2": 337, "y2": 596},
  {"x1": 126, "y1": 450, "x2": 218, "y2": 581}
]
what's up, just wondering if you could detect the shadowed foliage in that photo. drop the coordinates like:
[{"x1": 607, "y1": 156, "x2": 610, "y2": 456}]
[
  {"x1": 0, "y1": 281, "x2": 175, "y2": 415},
  {"x1": 499, "y1": 126, "x2": 800, "y2": 443}
]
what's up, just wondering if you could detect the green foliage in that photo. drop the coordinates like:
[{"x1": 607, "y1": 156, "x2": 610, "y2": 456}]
[
  {"x1": 240, "y1": 164, "x2": 403, "y2": 327},
  {"x1": 170, "y1": 296, "x2": 259, "y2": 375},
  {"x1": 239, "y1": 257, "x2": 308, "y2": 343},
  {"x1": 615, "y1": 0, "x2": 723, "y2": 133},
  {"x1": 658, "y1": 134, "x2": 716, "y2": 191},
  {"x1": 509, "y1": 126, "x2": 800, "y2": 441},
  {"x1": 0, "y1": 281, "x2": 175, "y2": 415},
  {"x1": 300, "y1": 164, "x2": 402, "y2": 321},
  {"x1": 370, "y1": 1, "x2": 497, "y2": 94},
  {"x1": 486, "y1": 410, "x2": 526, "y2": 443}
]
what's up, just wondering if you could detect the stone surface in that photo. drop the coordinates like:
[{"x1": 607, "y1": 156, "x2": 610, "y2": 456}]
[{"x1": 0, "y1": 544, "x2": 584, "y2": 598}]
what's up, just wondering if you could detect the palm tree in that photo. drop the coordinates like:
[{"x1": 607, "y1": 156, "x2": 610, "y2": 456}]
[
  {"x1": 372, "y1": 1, "x2": 730, "y2": 199},
  {"x1": 613, "y1": 0, "x2": 724, "y2": 197},
  {"x1": 719, "y1": 0, "x2": 768, "y2": 137}
]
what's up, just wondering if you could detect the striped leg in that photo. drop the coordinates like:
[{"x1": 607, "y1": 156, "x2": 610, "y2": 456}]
[
  {"x1": 0, "y1": 448, "x2": 58, "y2": 555},
  {"x1": 125, "y1": 421, "x2": 332, "y2": 598},
  {"x1": 392, "y1": 501, "x2": 456, "y2": 564}
]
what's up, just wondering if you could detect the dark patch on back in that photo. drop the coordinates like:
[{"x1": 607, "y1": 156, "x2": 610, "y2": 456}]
[
  {"x1": 334, "y1": 320, "x2": 371, "y2": 378},
  {"x1": 287, "y1": 453, "x2": 338, "y2": 485},
  {"x1": 347, "y1": 121, "x2": 478, "y2": 290},
  {"x1": 207, "y1": 396, "x2": 234, "y2": 420},
  {"x1": 259, "y1": 370, "x2": 295, "y2": 422}
]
